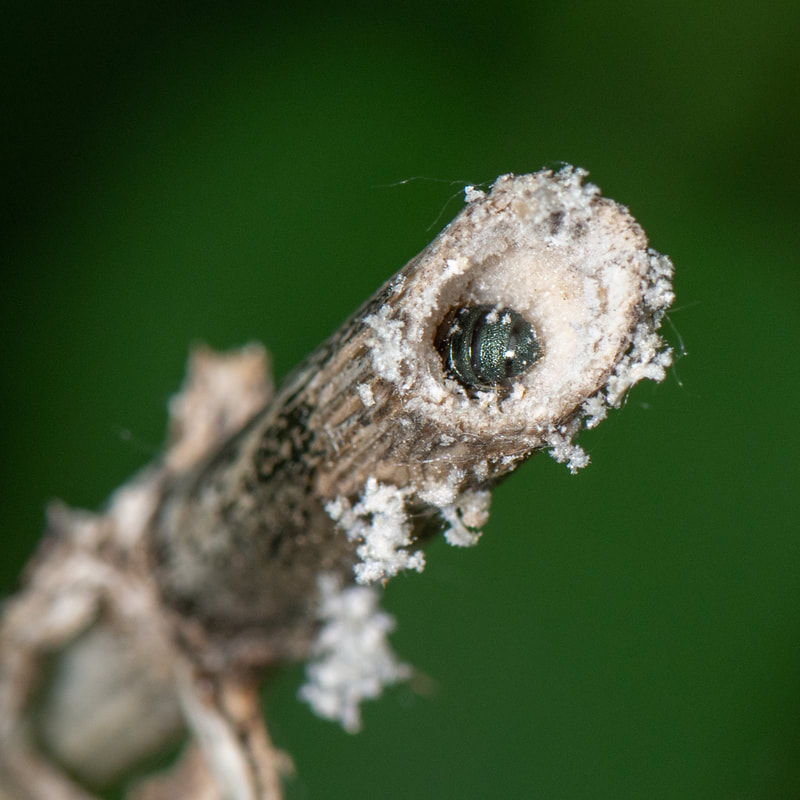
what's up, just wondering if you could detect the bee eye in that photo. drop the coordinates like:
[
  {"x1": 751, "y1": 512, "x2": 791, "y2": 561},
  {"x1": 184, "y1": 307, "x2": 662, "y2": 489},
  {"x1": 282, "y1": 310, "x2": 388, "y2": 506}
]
[{"x1": 434, "y1": 305, "x2": 542, "y2": 390}]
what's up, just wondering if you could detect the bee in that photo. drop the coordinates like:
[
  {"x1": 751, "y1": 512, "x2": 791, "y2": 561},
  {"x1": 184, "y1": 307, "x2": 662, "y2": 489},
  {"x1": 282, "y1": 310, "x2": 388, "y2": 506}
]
[{"x1": 434, "y1": 304, "x2": 541, "y2": 391}]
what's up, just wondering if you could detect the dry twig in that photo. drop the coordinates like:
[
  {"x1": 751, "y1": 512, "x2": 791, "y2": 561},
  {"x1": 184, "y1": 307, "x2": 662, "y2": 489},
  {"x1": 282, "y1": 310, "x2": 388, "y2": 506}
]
[{"x1": 0, "y1": 167, "x2": 674, "y2": 799}]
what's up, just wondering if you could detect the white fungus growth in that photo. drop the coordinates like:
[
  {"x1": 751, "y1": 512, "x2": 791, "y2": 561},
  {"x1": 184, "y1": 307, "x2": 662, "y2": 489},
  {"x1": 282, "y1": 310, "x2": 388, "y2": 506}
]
[
  {"x1": 299, "y1": 574, "x2": 410, "y2": 733},
  {"x1": 328, "y1": 474, "x2": 492, "y2": 585},
  {"x1": 581, "y1": 393, "x2": 608, "y2": 430},
  {"x1": 363, "y1": 308, "x2": 411, "y2": 389},
  {"x1": 326, "y1": 478, "x2": 424, "y2": 585},
  {"x1": 473, "y1": 460, "x2": 490, "y2": 482},
  {"x1": 545, "y1": 430, "x2": 591, "y2": 474},
  {"x1": 416, "y1": 468, "x2": 465, "y2": 508},
  {"x1": 463, "y1": 184, "x2": 485, "y2": 203},
  {"x1": 356, "y1": 383, "x2": 375, "y2": 408},
  {"x1": 416, "y1": 472, "x2": 491, "y2": 548},
  {"x1": 328, "y1": 475, "x2": 492, "y2": 589},
  {"x1": 438, "y1": 488, "x2": 491, "y2": 548}
]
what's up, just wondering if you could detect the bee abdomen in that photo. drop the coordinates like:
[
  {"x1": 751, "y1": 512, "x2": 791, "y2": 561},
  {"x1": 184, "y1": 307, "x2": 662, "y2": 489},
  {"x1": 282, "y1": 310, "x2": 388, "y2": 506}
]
[{"x1": 435, "y1": 305, "x2": 541, "y2": 390}]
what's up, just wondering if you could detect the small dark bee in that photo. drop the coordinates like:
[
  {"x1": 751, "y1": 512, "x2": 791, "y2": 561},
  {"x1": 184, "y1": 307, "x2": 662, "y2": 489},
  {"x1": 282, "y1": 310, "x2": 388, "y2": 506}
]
[{"x1": 434, "y1": 304, "x2": 542, "y2": 391}]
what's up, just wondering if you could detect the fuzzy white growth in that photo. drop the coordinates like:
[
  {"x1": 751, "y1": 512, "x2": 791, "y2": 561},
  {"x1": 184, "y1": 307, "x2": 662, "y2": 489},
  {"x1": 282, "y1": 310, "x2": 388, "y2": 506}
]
[
  {"x1": 605, "y1": 325, "x2": 673, "y2": 408},
  {"x1": 418, "y1": 473, "x2": 491, "y2": 547},
  {"x1": 463, "y1": 184, "x2": 485, "y2": 203},
  {"x1": 326, "y1": 478, "x2": 425, "y2": 585},
  {"x1": 356, "y1": 383, "x2": 375, "y2": 408},
  {"x1": 546, "y1": 431, "x2": 590, "y2": 474},
  {"x1": 581, "y1": 393, "x2": 608, "y2": 430},
  {"x1": 603, "y1": 250, "x2": 675, "y2": 409},
  {"x1": 439, "y1": 488, "x2": 491, "y2": 547},
  {"x1": 363, "y1": 307, "x2": 411, "y2": 388},
  {"x1": 299, "y1": 574, "x2": 410, "y2": 733},
  {"x1": 417, "y1": 468, "x2": 464, "y2": 508}
]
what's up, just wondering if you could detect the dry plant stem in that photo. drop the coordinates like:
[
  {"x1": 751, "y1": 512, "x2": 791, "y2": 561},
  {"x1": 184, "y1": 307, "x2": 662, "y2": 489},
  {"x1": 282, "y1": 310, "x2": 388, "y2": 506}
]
[
  {"x1": 153, "y1": 167, "x2": 673, "y2": 671},
  {"x1": 0, "y1": 168, "x2": 674, "y2": 800},
  {"x1": 173, "y1": 669, "x2": 285, "y2": 800},
  {"x1": 0, "y1": 346, "x2": 281, "y2": 800}
]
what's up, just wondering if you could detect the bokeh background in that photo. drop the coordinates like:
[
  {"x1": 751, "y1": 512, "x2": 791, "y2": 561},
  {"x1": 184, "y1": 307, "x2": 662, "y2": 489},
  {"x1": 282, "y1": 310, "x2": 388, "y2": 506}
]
[{"x1": 2, "y1": 1, "x2": 799, "y2": 798}]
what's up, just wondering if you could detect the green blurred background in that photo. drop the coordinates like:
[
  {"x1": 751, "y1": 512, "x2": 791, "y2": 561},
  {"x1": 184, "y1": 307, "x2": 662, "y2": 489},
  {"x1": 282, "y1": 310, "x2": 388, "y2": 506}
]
[{"x1": 2, "y1": 1, "x2": 799, "y2": 798}]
